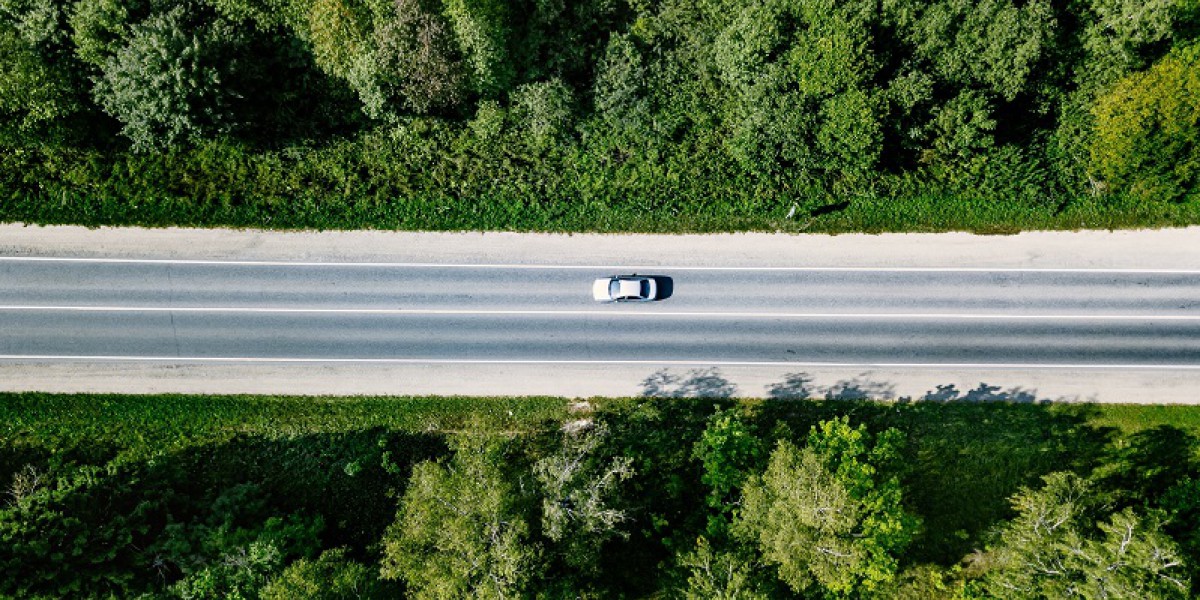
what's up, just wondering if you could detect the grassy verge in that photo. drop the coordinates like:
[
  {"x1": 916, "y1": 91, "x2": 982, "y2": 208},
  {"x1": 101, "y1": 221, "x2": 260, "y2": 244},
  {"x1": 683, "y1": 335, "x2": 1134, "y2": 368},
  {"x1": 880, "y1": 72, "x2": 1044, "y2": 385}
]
[
  {"x1": 4, "y1": 137, "x2": 1198, "y2": 234},
  {"x1": 0, "y1": 393, "x2": 569, "y2": 465}
]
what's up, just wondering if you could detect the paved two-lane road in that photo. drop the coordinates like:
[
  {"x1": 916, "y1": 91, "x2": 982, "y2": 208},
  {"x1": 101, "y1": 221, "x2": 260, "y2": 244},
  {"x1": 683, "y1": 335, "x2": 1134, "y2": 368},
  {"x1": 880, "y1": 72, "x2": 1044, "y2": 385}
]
[{"x1": 3, "y1": 257, "x2": 1199, "y2": 369}]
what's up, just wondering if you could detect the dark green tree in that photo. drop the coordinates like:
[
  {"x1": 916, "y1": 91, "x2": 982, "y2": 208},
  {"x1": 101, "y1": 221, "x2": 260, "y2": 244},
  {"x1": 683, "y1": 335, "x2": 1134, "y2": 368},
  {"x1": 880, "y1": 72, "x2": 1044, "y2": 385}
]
[{"x1": 91, "y1": 5, "x2": 246, "y2": 150}]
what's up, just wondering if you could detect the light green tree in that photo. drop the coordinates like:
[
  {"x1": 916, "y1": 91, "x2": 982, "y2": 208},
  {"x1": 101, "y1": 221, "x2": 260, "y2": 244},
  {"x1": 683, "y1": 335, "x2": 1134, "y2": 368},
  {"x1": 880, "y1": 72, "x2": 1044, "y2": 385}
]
[
  {"x1": 510, "y1": 78, "x2": 574, "y2": 151},
  {"x1": 735, "y1": 416, "x2": 919, "y2": 597},
  {"x1": 678, "y1": 536, "x2": 769, "y2": 600},
  {"x1": 442, "y1": 0, "x2": 511, "y2": 97},
  {"x1": 372, "y1": 0, "x2": 466, "y2": 114},
  {"x1": 534, "y1": 422, "x2": 633, "y2": 573},
  {"x1": 985, "y1": 472, "x2": 1190, "y2": 599},
  {"x1": 379, "y1": 435, "x2": 541, "y2": 599},
  {"x1": 1090, "y1": 42, "x2": 1200, "y2": 202},
  {"x1": 261, "y1": 547, "x2": 384, "y2": 599}
]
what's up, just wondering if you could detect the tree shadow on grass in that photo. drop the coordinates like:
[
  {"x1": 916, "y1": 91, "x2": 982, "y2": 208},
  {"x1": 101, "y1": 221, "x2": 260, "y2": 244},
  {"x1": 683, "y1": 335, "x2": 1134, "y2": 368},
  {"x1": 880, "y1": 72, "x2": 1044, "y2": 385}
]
[
  {"x1": 597, "y1": 389, "x2": 735, "y2": 597},
  {"x1": 1096, "y1": 425, "x2": 1200, "y2": 506}
]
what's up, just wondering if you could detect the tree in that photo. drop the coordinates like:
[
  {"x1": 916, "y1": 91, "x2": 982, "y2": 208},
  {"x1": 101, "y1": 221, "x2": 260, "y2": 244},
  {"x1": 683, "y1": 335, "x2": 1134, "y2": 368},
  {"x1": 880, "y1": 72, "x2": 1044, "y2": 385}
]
[
  {"x1": 379, "y1": 435, "x2": 541, "y2": 599},
  {"x1": 1160, "y1": 477, "x2": 1200, "y2": 596},
  {"x1": 0, "y1": 25, "x2": 79, "y2": 137},
  {"x1": 261, "y1": 547, "x2": 387, "y2": 599},
  {"x1": 883, "y1": 0, "x2": 1055, "y2": 101},
  {"x1": 92, "y1": 5, "x2": 245, "y2": 150},
  {"x1": 1090, "y1": 42, "x2": 1200, "y2": 202},
  {"x1": 307, "y1": 0, "x2": 370, "y2": 80},
  {"x1": 590, "y1": 32, "x2": 650, "y2": 138},
  {"x1": 533, "y1": 421, "x2": 633, "y2": 573},
  {"x1": 372, "y1": 0, "x2": 466, "y2": 114},
  {"x1": 442, "y1": 0, "x2": 511, "y2": 97},
  {"x1": 1078, "y1": 0, "x2": 1180, "y2": 90},
  {"x1": 168, "y1": 539, "x2": 283, "y2": 599},
  {"x1": 985, "y1": 472, "x2": 1190, "y2": 599},
  {"x1": 678, "y1": 536, "x2": 769, "y2": 600},
  {"x1": 928, "y1": 88, "x2": 997, "y2": 162},
  {"x1": 510, "y1": 78, "x2": 574, "y2": 152},
  {"x1": 692, "y1": 406, "x2": 763, "y2": 539},
  {"x1": 709, "y1": 0, "x2": 884, "y2": 179},
  {"x1": 68, "y1": 0, "x2": 144, "y2": 68},
  {"x1": 0, "y1": 0, "x2": 86, "y2": 141},
  {"x1": 735, "y1": 417, "x2": 919, "y2": 597}
]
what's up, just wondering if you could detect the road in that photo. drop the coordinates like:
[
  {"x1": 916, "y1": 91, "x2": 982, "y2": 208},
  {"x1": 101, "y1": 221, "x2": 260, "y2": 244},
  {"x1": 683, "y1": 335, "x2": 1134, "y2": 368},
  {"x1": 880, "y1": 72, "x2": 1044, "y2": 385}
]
[
  {"x1": 2, "y1": 225, "x2": 1200, "y2": 401},
  {"x1": 3, "y1": 257, "x2": 1199, "y2": 368}
]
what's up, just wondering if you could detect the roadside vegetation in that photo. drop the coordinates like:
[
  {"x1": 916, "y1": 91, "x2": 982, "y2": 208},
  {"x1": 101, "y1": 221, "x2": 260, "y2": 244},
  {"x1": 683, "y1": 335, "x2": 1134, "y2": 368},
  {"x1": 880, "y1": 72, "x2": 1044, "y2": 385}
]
[
  {"x1": 1, "y1": 0, "x2": 1199, "y2": 232},
  {"x1": 3, "y1": 392, "x2": 1198, "y2": 598}
]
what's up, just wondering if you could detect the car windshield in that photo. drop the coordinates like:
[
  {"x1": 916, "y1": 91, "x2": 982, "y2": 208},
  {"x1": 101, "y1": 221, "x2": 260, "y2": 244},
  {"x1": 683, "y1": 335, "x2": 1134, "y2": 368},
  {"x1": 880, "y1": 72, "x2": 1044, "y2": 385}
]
[{"x1": 641, "y1": 280, "x2": 650, "y2": 296}]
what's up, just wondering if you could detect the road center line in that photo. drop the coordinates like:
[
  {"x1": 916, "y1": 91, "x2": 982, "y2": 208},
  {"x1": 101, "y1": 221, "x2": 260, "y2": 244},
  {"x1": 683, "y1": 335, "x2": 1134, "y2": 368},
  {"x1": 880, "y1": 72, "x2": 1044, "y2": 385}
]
[
  {"x1": 1, "y1": 355, "x2": 1199, "y2": 369},
  {"x1": 1, "y1": 305, "x2": 1198, "y2": 320},
  {"x1": 2, "y1": 256, "x2": 1199, "y2": 274}
]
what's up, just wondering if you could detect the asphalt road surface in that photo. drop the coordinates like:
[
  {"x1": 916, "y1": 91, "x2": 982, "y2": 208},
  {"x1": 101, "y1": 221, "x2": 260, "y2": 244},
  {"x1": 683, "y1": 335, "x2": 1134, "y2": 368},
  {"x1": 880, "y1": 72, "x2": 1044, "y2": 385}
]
[{"x1": 3, "y1": 257, "x2": 1199, "y2": 369}]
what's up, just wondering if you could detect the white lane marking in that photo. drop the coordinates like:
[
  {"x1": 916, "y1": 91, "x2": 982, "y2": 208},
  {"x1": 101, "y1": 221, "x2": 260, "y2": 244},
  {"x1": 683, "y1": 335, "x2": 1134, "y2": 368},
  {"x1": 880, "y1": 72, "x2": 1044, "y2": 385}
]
[
  {"x1": 1, "y1": 256, "x2": 1199, "y2": 274},
  {"x1": 1, "y1": 305, "x2": 1200, "y2": 320},
  {"x1": 1, "y1": 355, "x2": 1199, "y2": 369}
]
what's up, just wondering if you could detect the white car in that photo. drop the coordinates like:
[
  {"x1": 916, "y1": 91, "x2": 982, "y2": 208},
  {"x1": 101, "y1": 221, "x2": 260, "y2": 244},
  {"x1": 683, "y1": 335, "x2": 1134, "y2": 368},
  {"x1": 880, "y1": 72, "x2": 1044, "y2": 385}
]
[{"x1": 592, "y1": 275, "x2": 658, "y2": 302}]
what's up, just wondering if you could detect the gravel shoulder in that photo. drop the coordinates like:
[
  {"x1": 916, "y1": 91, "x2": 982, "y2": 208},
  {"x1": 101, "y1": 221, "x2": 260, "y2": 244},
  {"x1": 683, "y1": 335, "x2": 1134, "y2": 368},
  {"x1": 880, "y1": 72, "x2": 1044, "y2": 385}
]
[{"x1": 4, "y1": 223, "x2": 1200, "y2": 269}]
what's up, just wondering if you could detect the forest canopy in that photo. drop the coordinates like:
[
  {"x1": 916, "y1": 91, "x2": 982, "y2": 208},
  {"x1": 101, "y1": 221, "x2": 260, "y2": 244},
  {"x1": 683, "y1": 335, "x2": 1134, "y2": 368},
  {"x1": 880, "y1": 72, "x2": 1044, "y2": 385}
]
[
  {"x1": 2, "y1": 393, "x2": 1199, "y2": 598},
  {"x1": 0, "y1": 0, "x2": 1198, "y2": 231}
]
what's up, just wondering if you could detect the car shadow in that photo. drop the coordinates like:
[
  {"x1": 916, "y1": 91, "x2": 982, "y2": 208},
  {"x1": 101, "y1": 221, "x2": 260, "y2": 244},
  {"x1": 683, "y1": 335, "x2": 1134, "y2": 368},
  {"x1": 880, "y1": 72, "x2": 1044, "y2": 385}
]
[{"x1": 648, "y1": 276, "x2": 673, "y2": 300}]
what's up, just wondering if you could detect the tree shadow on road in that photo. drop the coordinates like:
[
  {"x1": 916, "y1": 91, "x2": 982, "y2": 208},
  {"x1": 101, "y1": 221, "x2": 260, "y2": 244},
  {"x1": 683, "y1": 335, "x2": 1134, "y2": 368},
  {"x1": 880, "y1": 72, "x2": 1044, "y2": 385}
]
[{"x1": 640, "y1": 368, "x2": 737, "y2": 398}]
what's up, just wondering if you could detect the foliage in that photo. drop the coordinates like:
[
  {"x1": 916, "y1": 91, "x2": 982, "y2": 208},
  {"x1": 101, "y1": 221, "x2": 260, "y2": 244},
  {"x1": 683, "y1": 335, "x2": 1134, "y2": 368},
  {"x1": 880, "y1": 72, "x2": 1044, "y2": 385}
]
[
  {"x1": 984, "y1": 472, "x2": 1191, "y2": 599},
  {"x1": 91, "y1": 5, "x2": 244, "y2": 151},
  {"x1": 260, "y1": 547, "x2": 386, "y2": 599},
  {"x1": 2, "y1": 394, "x2": 1200, "y2": 597},
  {"x1": 534, "y1": 422, "x2": 634, "y2": 573},
  {"x1": 1, "y1": 0, "x2": 1200, "y2": 230},
  {"x1": 1090, "y1": 42, "x2": 1200, "y2": 202},
  {"x1": 736, "y1": 416, "x2": 920, "y2": 596},
  {"x1": 379, "y1": 434, "x2": 541, "y2": 599}
]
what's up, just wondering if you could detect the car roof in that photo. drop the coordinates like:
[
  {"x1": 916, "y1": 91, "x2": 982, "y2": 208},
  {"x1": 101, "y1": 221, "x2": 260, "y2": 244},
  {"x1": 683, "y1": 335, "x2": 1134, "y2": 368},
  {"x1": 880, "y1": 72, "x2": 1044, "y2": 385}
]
[{"x1": 618, "y1": 279, "x2": 642, "y2": 297}]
